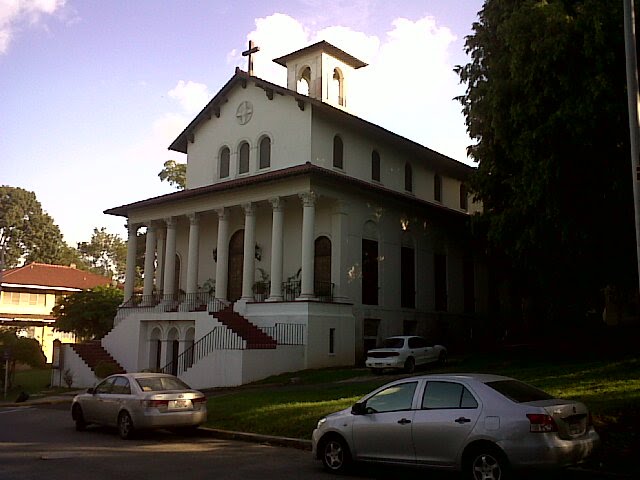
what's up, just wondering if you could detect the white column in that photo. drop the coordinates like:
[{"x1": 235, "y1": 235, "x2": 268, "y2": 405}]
[
  {"x1": 155, "y1": 227, "x2": 165, "y2": 295},
  {"x1": 186, "y1": 213, "x2": 200, "y2": 295},
  {"x1": 299, "y1": 192, "x2": 316, "y2": 299},
  {"x1": 142, "y1": 223, "x2": 156, "y2": 302},
  {"x1": 162, "y1": 217, "x2": 177, "y2": 302},
  {"x1": 241, "y1": 203, "x2": 256, "y2": 300},
  {"x1": 124, "y1": 222, "x2": 139, "y2": 303},
  {"x1": 268, "y1": 197, "x2": 285, "y2": 301},
  {"x1": 215, "y1": 208, "x2": 229, "y2": 301},
  {"x1": 331, "y1": 200, "x2": 349, "y2": 301}
]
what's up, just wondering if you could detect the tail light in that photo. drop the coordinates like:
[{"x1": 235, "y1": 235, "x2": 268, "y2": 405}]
[
  {"x1": 144, "y1": 399, "x2": 169, "y2": 409},
  {"x1": 527, "y1": 413, "x2": 558, "y2": 432},
  {"x1": 192, "y1": 396, "x2": 207, "y2": 404}
]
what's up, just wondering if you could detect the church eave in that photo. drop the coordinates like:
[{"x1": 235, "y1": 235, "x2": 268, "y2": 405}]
[
  {"x1": 273, "y1": 40, "x2": 367, "y2": 69},
  {"x1": 104, "y1": 162, "x2": 469, "y2": 221}
]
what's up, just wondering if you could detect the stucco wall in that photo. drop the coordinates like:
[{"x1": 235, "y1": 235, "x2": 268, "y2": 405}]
[{"x1": 50, "y1": 344, "x2": 99, "y2": 388}]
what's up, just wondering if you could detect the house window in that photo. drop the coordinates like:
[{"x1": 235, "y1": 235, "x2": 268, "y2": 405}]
[
  {"x1": 219, "y1": 146, "x2": 230, "y2": 179},
  {"x1": 405, "y1": 163, "x2": 413, "y2": 192},
  {"x1": 239, "y1": 142, "x2": 250, "y2": 174},
  {"x1": 329, "y1": 328, "x2": 336, "y2": 354},
  {"x1": 460, "y1": 184, "x2": 468, "y2": 211},
  {"x1": 434, "y1": 174, "x2": 442, "y2": 202},
  {"x1": 333, "y1": 135, "x2": 343, "y2": 169},
  {"x1": 259, "y1": 136, "x2": 271, "y2": 169},
  {"x1": 371, "y1": 150, "x2": 380, "y2": 182}
]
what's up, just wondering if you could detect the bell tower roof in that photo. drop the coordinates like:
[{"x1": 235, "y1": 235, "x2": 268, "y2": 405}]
[{"x1": 273, "y1": 40, "x2": 367, "y2": 111}]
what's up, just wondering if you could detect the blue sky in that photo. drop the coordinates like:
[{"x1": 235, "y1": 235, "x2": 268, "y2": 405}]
[{"x1": 0, "y1": 0, "x2": 485, "y2": 247}]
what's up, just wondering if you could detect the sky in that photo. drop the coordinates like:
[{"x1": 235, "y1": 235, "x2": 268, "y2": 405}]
[{"x1": 0, "y1": 0, "x2": 485, "y2": 247}]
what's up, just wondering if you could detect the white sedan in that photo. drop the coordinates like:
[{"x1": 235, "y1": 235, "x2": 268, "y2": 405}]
[{"x1": 365, "y1": 336, "x2": 447, "y2": 373}]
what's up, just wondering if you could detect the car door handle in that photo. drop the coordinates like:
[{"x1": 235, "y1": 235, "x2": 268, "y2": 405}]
[
  {"x1": 398, "y1": 418, "x2": 412, "y2": 425},
  {"x1": 455, "y1": 417, "x2": 471, "y2": 424}
]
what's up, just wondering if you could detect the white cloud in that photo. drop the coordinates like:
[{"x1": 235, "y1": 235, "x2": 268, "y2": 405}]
[
  {"x1": 232, "y1": 13, "x2": 470, "y2": 163},
  {"x1": 168, "y1": 80, "x2": 212, "y2": 115},
  {"x1": 0, "y1": 0, "x2": 66, "y2": 53}
]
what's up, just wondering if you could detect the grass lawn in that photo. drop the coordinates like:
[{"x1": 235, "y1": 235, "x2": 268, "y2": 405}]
[
  {"x1": 1, "y1": 366, "x2": 52, "y2": 402},
  {"x1": 204, "y1": 350, "x2": 640, "y2": 474}
]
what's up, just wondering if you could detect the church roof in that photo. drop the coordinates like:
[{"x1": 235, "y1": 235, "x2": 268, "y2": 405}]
[
  {"x1": 272, "y1": 40, "x2": 368, "y2": 68},
  {"x1": 1, "y1": 263, "x2": 112, "y2": 291},
  {"x1": 168, "y1": 69, "x2": 470, "y2": 179},
  {"x1": 104, "y1": 161, "x2": 468, "y2": 227}
]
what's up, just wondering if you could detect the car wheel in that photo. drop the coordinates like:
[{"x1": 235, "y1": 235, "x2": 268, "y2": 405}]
[
  {"x1": 404, "y1": 357, "x2": 415, "y2": 373},
  {"x1": 465, "y1": 445, "x2": 509, "y2": 480},
  {"x1": 438, "y1": 351, "x2": 448, "y2": 366},
  {"x1": 321, "y1": 436, "x2": 351, "y2": 474},
  {"x1": 118, "y1": 411, "x2": 135, "y2": 440},
  {"x1": 72, "y1": 405, "x2": 86, "y2": 432}
]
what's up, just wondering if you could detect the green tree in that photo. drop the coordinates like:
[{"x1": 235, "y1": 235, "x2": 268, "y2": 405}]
[
  {"x1": 0, "y1": 329, "x2": 47, "y2": 390},
  {"x1": 158, "y1": 160, "x2": 186, "y2": 190},
  {"x1": 456, "y1": 0, "x2": 636, "y2": 322},
  {"x1": 77, "y1": 227, "x2": 127, "y2": 280},
  {"x1": 52, "y1": 285, "x2": 123, "y2": 341},
  {"x1": 0, "y1": 186, "x2": 74, "y2": 268}
]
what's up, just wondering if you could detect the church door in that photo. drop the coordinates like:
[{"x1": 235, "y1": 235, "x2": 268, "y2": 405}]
[
  {"x1": 228, "y1": 230, "x2": 244, "y2": 302},
  {"x1": 314, "y1": 236, "x2": 332, "y2": 298}
]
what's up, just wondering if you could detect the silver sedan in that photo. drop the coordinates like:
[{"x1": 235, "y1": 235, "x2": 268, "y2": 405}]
[
  {"x1": 71, "y1": 372, "x2": 207, "y2": 439},
  {"x1": 312, "y1": 373, "x2": 599, "y2": 479}
]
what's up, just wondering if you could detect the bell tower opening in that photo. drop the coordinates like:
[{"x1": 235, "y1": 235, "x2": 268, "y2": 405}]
[{"x1": 273, "y1": 40, "x2": 367, "y2": 112}]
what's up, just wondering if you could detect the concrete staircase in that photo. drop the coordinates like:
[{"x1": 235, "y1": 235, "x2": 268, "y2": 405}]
[
  {"x1": 213, "y1": 307, "x2": 277, "y2": 349},
  {"x1": 71, "y1": 341, "x2": 126, "y2": 375}
]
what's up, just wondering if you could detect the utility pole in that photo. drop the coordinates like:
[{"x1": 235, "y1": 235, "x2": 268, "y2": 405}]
[{"x1": 623, "y1": 0, "x2": 640, "y2": 290}]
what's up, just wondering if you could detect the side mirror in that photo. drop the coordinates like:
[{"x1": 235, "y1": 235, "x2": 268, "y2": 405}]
[
  {"x1": 351, "y1": 402, "x2": 367, "y2": 415},
  {"x1": 86, "y1": 387, "x2": 95, "y2": 394}
]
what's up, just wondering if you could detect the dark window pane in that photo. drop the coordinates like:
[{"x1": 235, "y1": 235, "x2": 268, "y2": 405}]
[
  {"x1": 486, "y1": 380, "x2": 553, "y2": 403},
  {"x1": 422, "y1": 381, "x2": 463, "y2": 409},
  {"x1": 239, "y1": 142, "x2": 250, "y2": 174},
  {"x1": 220, "y1": 147, "x2": 230, "y2": 178},
  {"x1": 259, "y1": 137, "x2": 271, "y2": 169},
  {"x1": 333, "y1": 135, "x2": 343, "y2": 169},
  {"x1": 366, "y1": 382, "x2": 418, "y2": 413},
  {"x1": 372, "y1": 150, "x2": 380, "y2": 181}
]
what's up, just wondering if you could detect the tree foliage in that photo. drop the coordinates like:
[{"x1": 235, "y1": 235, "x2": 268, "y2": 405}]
[
  {"x1": 0, "y1": 186, "x2": 74, "y2": 268},
  {"x1": 53, "y1": 285, "x2": 123, "y2": 341},
  {"x1": 158, "y1": 160, "x2": 186, "y2": 190},
  {"x1": 456, "y1": 0, "x2": 637, "y2": 319},
  {"x1": 77, "y1": 227, "x2": 127, "y2": 280},
  {"x1": 0, "y1": 329, "x2": 47, "y2": 390}
]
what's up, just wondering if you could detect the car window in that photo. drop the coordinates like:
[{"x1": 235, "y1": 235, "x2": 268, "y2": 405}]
[
  {"x1": 365, "y1": 382, "x2": 417, "y2": 413},
  {"x1": 94, "y1": 377, "x2": 116, "y2": 394},
  {"x1": 422, "y1": 381, "x2": 478, "y2": 409},
  {"x1": 111, "y1": 376, "x2": 131, "y2": 395},
  {"x1": 135, "y1": 376, "x2": 191, "y2": 392},
  {"x1": 382, "y1": 338, "x2": 405, "y2": 349},
  {"x1": 485, "y1": 380, "x2": 553, "y2": 403},
  {"x1": 408, "y1": 337, "x2": 426, "y2": 348}
]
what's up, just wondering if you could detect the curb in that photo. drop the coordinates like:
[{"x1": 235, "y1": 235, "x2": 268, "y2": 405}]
[{"x1": 199, "y1": 427, "x2": 312, "y2": 451}]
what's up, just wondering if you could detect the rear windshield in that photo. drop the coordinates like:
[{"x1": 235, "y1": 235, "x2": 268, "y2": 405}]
[
  {"x1": 382, "y1": 338, "x2": 405, "y2": 348},
  {"x1": 486, "y1": 380, "x2": 553, "y2": 403},
  {"x1": 136, "y1": 376, "x2": 191, "y2": 392}
]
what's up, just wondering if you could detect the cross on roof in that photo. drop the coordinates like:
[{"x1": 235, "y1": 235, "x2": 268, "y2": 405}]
[{"x1": 242, "y1": 40, "x2": 260, "y2": 76}]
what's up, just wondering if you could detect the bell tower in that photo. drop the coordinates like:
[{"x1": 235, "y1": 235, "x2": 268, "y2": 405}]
[{"x1": 273, "y1": 40, "x2": 367, "y2": 111}]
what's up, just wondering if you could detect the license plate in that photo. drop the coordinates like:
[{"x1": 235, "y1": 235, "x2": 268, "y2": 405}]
[
  {"x1": 569, "y1": 423, "x2": 583, "y2": 435},
  {"x1": 169, "y1": 399, "x2": 191, "y2": 410}
]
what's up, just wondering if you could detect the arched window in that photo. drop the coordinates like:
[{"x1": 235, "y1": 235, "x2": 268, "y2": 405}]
[
  {"x1": 404, "y1": 163, "x2": 413, "y2": 192},
  {"x1": 332, "y1": 68, "x2": 344, "y2": 106},
  {"x1": 371, "y1": 150, "x2": 380, "y2": 182},
  {"x1": 460, "y1": 184, "x2": 468, "y2": 211},
  {"x1": 333, "y1": 135, "x2": 343, "y2": 169},
  {"x1": 219, "y1": 146, "x2": 230, "y2": 179},
  {"x1": 238, "y1": 142, "x2": 250, "y2": 174},
  {"x1": 297, "y1": 66, "x2": 311, "y2": 95},
  {"x1": 434, "y1": 174, "x2": 442, "y2": 202},
  {"x1": 259, "y1": 136, "x2": 271, "y2": 169}
]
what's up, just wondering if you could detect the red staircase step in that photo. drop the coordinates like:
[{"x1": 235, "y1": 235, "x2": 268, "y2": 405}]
[
  {"x1": 212, "y1": 308, "x2": 277, "y2": 349},
  {"x1": 71, "y1": 341, "x2": 126, "y2": 374}
]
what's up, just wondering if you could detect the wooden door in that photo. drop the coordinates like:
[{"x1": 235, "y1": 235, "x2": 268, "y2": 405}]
[
  {"x1": 314, "y1": 236, "x2": 332, "y2": 297},
  {"x1": 227, "y1": 230, "x2": 244, "y2": 302}
]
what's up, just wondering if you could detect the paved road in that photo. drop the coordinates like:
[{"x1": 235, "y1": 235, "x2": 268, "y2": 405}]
[{"x1": 0, "y1": 403, "x2": 628, "y2": 480}]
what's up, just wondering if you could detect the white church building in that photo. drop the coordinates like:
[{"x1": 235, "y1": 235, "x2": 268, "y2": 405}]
[{"x1": 54, "y1": 41, "x2": 489, "y2": 389}]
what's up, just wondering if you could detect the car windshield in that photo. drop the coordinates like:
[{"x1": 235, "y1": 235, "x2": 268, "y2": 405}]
[
  {"x1": 382, "y1": 338, "x2": 405, "y2": 349},
  {"x1": 486, "y1": 380, "x2": 554, "y2": 403},
  {"x1": 135, "y1": 376, "x2": 191, "y2": 392}
]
